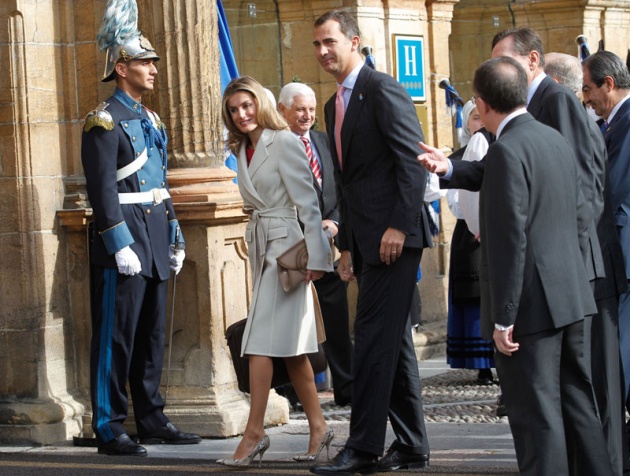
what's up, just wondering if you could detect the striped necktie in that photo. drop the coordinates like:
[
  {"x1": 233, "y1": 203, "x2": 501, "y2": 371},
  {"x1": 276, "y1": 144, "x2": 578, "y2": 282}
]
[{"x1": 301, "y1": 136, "x2": 322, "y2": 187}]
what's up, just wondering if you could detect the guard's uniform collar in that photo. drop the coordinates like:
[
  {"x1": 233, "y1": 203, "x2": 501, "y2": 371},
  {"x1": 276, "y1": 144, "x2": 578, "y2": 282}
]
[{"x1": 114, "y1": 88, "x2": 143, "y2": 115}]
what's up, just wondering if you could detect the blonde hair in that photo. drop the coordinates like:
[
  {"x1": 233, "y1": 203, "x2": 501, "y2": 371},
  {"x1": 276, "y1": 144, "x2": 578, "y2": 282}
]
[{"x1": 222, "y1": 76, "x2": 288, "y2": 153}]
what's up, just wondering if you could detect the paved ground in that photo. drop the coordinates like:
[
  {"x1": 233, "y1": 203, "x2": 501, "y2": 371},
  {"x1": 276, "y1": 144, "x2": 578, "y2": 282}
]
[{"x1": 0, "y1": 357, "x2": 519, "y2": 475}]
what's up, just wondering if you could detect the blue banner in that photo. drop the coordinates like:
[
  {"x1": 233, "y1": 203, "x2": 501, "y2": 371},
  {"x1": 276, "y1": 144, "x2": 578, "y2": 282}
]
[{"x1": 217, "y1": 0, "x2": 240, "y2": 182}]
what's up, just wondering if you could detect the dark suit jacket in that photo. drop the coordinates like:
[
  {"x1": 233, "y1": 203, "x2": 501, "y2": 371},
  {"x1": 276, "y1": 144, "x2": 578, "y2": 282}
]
[
  {"x1": 324, "y1": 65, "x2": 432, "y2": 265},
  {"x1": 527, "y1": 75, "x2": 605, "y2": 281},
  {"x1": 479, "y1": 113, "x2": 597, "y2": 340},
  {"x1": 604, "y1": 99, "x2": 630, "y2": 280},
  {"x1": 589, "y1": 116, "x2": 628, "y2": 300},
  {"x1": 446, "y1": 77, "x2": 606, "y2": 283},
  {"x1": 309, "y1": 130, "x2": 339, "y2": 224}
]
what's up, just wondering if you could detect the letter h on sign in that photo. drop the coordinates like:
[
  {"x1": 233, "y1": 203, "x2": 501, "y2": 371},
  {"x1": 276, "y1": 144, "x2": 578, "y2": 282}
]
[{"x1": 394, "y1": 35, "x2": 425, "y2": 102}]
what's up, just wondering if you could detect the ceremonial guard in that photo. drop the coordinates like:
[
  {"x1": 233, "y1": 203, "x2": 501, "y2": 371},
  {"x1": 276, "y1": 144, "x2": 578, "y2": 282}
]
[{"x1": 81, "y1": 0, "x2": 201, "y2": 456}]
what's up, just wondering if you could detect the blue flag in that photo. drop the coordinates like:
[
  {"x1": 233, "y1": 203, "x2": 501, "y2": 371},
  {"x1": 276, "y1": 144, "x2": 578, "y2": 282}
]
[
  {"x1": 218, "y1": 0, "x2": 239, "y2": 91},
  {"x1": 217, "y1": 0, "x2": 240, "y2": 182}
]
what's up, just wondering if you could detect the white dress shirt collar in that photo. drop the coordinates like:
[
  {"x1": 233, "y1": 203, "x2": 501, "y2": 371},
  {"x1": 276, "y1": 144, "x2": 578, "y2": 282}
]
[
  {"x1": 496, "y1": 107, "x2": 528, "y2": 139},
  {"x1": 607, "y1": 93, "x2": 630, "y2": 124},
  {"x1": 527, "y1": 72, "x2": 547, "y2": 105},
  {"x1": 337, "y1": 61, "x2": 365, "y2": 108}
]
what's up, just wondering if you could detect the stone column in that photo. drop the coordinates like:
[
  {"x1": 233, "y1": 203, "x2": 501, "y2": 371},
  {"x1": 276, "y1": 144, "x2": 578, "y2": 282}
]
[
  {"x1": 426, "y1": 0, "x2": 459, "y2": 150},
  {"x1": 0, "y1": 2, "x2": 85, "y2": 444}
]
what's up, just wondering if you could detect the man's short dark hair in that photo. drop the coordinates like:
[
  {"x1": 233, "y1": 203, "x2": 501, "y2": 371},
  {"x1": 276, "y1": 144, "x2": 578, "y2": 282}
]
[
  {"x1": 492, "y1": 27, "x2": 545, "y2": 67},
  {"x1": 583, "y1": 51, "x2": 630, "y2": 89},
  {"x1": 314, "y1": 10, "x2": 361, "y2": 40},
  {"x1": 473, "y1": 57, "x2": 528, "y2": 114}
]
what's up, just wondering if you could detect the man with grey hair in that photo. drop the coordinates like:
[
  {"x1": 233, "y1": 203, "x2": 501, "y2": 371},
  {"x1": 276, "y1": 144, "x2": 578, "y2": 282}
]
[
  {"x1": 547, "y1": 50, "x2": 628, "y2": 475},
  {"x1": 544, "y1": 52, "x2": 583, "y2": 94},
  {"x1": 277, "y1": 82, "x2": 354, "y2": 408},
  {"x1": 583, "y1": 50, "x2": 630, "y2": 426}
]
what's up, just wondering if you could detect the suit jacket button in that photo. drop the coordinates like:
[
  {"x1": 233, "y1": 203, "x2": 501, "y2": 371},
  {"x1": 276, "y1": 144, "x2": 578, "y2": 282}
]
[{"x1": 146, "y1": 209, "x2": 151, "y2": 215}]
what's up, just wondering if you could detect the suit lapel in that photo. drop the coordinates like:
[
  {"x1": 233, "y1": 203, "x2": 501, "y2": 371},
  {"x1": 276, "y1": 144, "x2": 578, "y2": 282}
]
[
  {"x1": 340, "y1": 66, "x2": 370, "y2": 165},
  {"x1": 237, "y1": 129, "x2": 273, "y2": 207},
  {"x1": 309, "y1": 133, "x2": 326, "y2": 190},
  {"x1": 247, "y1": 128, "x2": 274, "y2": 178},
  {"x1": 526, "y1": 75, "x2": 552, "y2": 118},
  {"x1": 606, "y1": 99, "x2": 630, "y2": 136},
  {"x1": 324, "y1": 95, "x2": 341, "y2": 172}
]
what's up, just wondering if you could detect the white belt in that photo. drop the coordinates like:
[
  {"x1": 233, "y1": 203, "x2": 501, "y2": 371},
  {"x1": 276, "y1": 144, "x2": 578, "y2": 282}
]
[
  {"x1": 119, "y1": 188, "x2": 171, "y2": 205},
  {"x1": 117, "y1": 148, "x2": 148, "y2": 181}
]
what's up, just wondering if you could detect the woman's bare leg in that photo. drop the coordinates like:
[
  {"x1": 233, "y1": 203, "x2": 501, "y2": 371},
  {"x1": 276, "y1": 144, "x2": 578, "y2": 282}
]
[
  {"x1": 285, "y1": 355, "x2": 328, "y2": 454},
  {"x1": 231, "y1": 355, "x2": 273, "y2": 459}
]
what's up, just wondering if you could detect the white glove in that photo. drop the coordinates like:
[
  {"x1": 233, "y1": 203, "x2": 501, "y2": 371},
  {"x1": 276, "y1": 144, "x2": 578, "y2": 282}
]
[
  {"x1": 169, "y1": 248, "x2": 185, "y2": 275},
  {"x1": 114, "y1": 246, "x2": 142, "y2": 276}
]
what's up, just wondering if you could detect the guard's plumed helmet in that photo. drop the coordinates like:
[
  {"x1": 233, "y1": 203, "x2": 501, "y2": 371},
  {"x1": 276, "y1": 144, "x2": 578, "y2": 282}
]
[{"x1": 97, "y1": 0, "x2": 160, "y2": 82}]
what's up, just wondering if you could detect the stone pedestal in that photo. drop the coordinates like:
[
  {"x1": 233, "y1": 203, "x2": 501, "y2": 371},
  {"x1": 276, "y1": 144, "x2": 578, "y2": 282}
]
[{"x1": 130, "y1": 168, "x2": 290, "y2": 436}]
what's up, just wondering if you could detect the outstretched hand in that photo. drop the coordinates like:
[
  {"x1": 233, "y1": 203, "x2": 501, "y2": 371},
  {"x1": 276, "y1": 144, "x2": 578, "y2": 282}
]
[{"x1": 417, "y1": 141, "x2": 449, "y2": 175}]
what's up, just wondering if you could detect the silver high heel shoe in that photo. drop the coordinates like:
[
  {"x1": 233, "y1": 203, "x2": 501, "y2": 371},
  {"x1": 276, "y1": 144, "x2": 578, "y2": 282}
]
[
  {"x1": 293, "y1": 426, "x2": 334, "y2": 462},
  {"x1": 216, "y1": 435, "x2": 270, "y2": 468}
]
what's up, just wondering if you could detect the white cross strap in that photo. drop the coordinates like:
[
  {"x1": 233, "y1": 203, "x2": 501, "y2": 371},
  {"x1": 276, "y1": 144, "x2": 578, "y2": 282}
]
[{"x1": 116, "y1": 148, "x2": 148, "y2": 182}]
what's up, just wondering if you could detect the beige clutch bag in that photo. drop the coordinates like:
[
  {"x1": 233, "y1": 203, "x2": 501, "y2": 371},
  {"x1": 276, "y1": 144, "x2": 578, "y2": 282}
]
[
  {"x1": 277, "y1": 238, "x2": 310, "y2": 293},
  {"x1": 277, "y1": 228, "x2": 332, "y2": 293}
]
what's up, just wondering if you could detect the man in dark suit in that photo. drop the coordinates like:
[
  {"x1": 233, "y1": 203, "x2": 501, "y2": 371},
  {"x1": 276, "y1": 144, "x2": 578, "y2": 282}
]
[
  {"x1": 419, "y1": 56, "x2": 612, "y2": 476},
  {"x1": 492, "y1": 28, "x2": 605, "y2": 283},
  {"x1": 583, "y1": 49, "x2": 630, "y2": 413},
  {"x1": 310, "y1": 10, "x2": 432, "y2": 475},
  {"x1": 421, "y1": 27, "x2": 625, "y2": 474},
  {"x1": 278, "y1": 82, "x2": 354, "y2": 407},
  {"x1": 546, "y1": 50, "x2": 628, "y2": 475}
]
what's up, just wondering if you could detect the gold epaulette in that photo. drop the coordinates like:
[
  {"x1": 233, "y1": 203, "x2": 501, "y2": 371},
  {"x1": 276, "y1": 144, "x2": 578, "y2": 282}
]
[{"x1": 84, "y1": 102, "x2": 114, "y2": 132}]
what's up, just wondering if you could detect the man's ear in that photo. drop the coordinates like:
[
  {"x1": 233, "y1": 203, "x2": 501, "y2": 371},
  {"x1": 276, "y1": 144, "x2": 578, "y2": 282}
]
[
  {"x1": 278, "y1": 103, "x2": 287, "y2": 117},
  {"x1": 351, "y1": 36, "x2": 360, "y2": 52},
  {"x1": 604, "y1": 75, "x2": 616, "y2": 91},
  {"x1": 115, "y1": 62, "x2": 127, "y2": 79},
  {"x1": 476, "y1": 96, "x2": 490, "y2": 115},
  {"x1": 528, "y1": 50, "x2": 540, "y2": 70}
]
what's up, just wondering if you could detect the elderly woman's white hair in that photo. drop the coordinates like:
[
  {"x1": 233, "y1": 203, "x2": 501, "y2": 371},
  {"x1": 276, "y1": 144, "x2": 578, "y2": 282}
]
[
  {"x1": 278, "y1": 82, "x2": 317, "y2": 108},
  {"x1": 458, "y1": 98, "x2": 477, "y2": 147},
  {"x1": 264, "y1": 88, "x2": 277, "y2": 109}
]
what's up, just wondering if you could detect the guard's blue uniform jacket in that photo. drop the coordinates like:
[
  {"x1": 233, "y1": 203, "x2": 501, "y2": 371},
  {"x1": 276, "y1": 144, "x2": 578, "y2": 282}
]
[
  {"x1": 82, "y1": 87, "x2": 182, "y2": 280},
  {"x1": 81, "y1": 88, "x2": 182, "y2": 443}
]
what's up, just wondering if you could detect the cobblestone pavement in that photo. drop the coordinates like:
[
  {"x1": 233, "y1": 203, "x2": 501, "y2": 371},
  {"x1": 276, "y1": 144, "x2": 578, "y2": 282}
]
[{"x1": 292, "y1": 369, "x2": 504, "y2": 424}]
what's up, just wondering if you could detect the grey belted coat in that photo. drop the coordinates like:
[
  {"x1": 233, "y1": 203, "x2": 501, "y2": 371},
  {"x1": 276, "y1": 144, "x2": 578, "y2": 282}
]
[{"x1": 237, "y1": 128, "x2": 333, "y2": 357}]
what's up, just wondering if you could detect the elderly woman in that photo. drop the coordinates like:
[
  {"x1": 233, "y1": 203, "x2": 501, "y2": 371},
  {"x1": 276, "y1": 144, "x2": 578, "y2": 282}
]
[{"x1": 218, "y1": 76, "x2": 334, "y2": 468}]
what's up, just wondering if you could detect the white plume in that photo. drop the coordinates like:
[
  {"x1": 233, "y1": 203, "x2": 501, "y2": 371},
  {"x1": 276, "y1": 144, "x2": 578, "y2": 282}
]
[{"x1": 96, "y1": 0, "x2": 139, "y2": 51}]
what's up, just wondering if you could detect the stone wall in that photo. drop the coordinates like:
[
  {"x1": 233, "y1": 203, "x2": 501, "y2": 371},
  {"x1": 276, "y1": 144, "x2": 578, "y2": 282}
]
[{"x1": 451, "y1": 0, "x2": 630, "y2": 100}]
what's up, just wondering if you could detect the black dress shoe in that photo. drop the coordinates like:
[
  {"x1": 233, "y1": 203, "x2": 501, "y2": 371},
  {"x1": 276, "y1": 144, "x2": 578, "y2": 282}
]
[
  {"x1": 98, "y1": 433, "x2": 147, "y2": 456},
  {"x1": 496, "y1": 394, "x2": 507, "y2": 417},
  {"x1": 310, "y1": 447, "x2": 377, "y2": 475},
  {"x1": 139, "y1": 422, "x2": 202, "y2": 445},
  {"x1": 377, "y1": 448, "x2": 429, "y2": 471}
]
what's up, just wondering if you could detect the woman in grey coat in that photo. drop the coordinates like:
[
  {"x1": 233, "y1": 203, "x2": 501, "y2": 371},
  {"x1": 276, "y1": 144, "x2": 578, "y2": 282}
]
[{"x1": 218, "y1": 76, "x2": 334, "y2": 468}]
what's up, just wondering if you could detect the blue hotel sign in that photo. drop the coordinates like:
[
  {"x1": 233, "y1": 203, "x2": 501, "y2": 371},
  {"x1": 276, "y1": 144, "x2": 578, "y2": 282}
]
[{"x1": 394, "y1": 35, "x2": 426, "y2": 101}]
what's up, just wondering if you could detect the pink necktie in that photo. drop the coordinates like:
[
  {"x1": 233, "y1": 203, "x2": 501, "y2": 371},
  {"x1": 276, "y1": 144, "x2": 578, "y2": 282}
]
[
  {"x1": 300, "y1": 136, "x2": 322, "y2": 187},
  {"x1": 334, "y1": 85, "x2": 346, "y2": 168}
]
